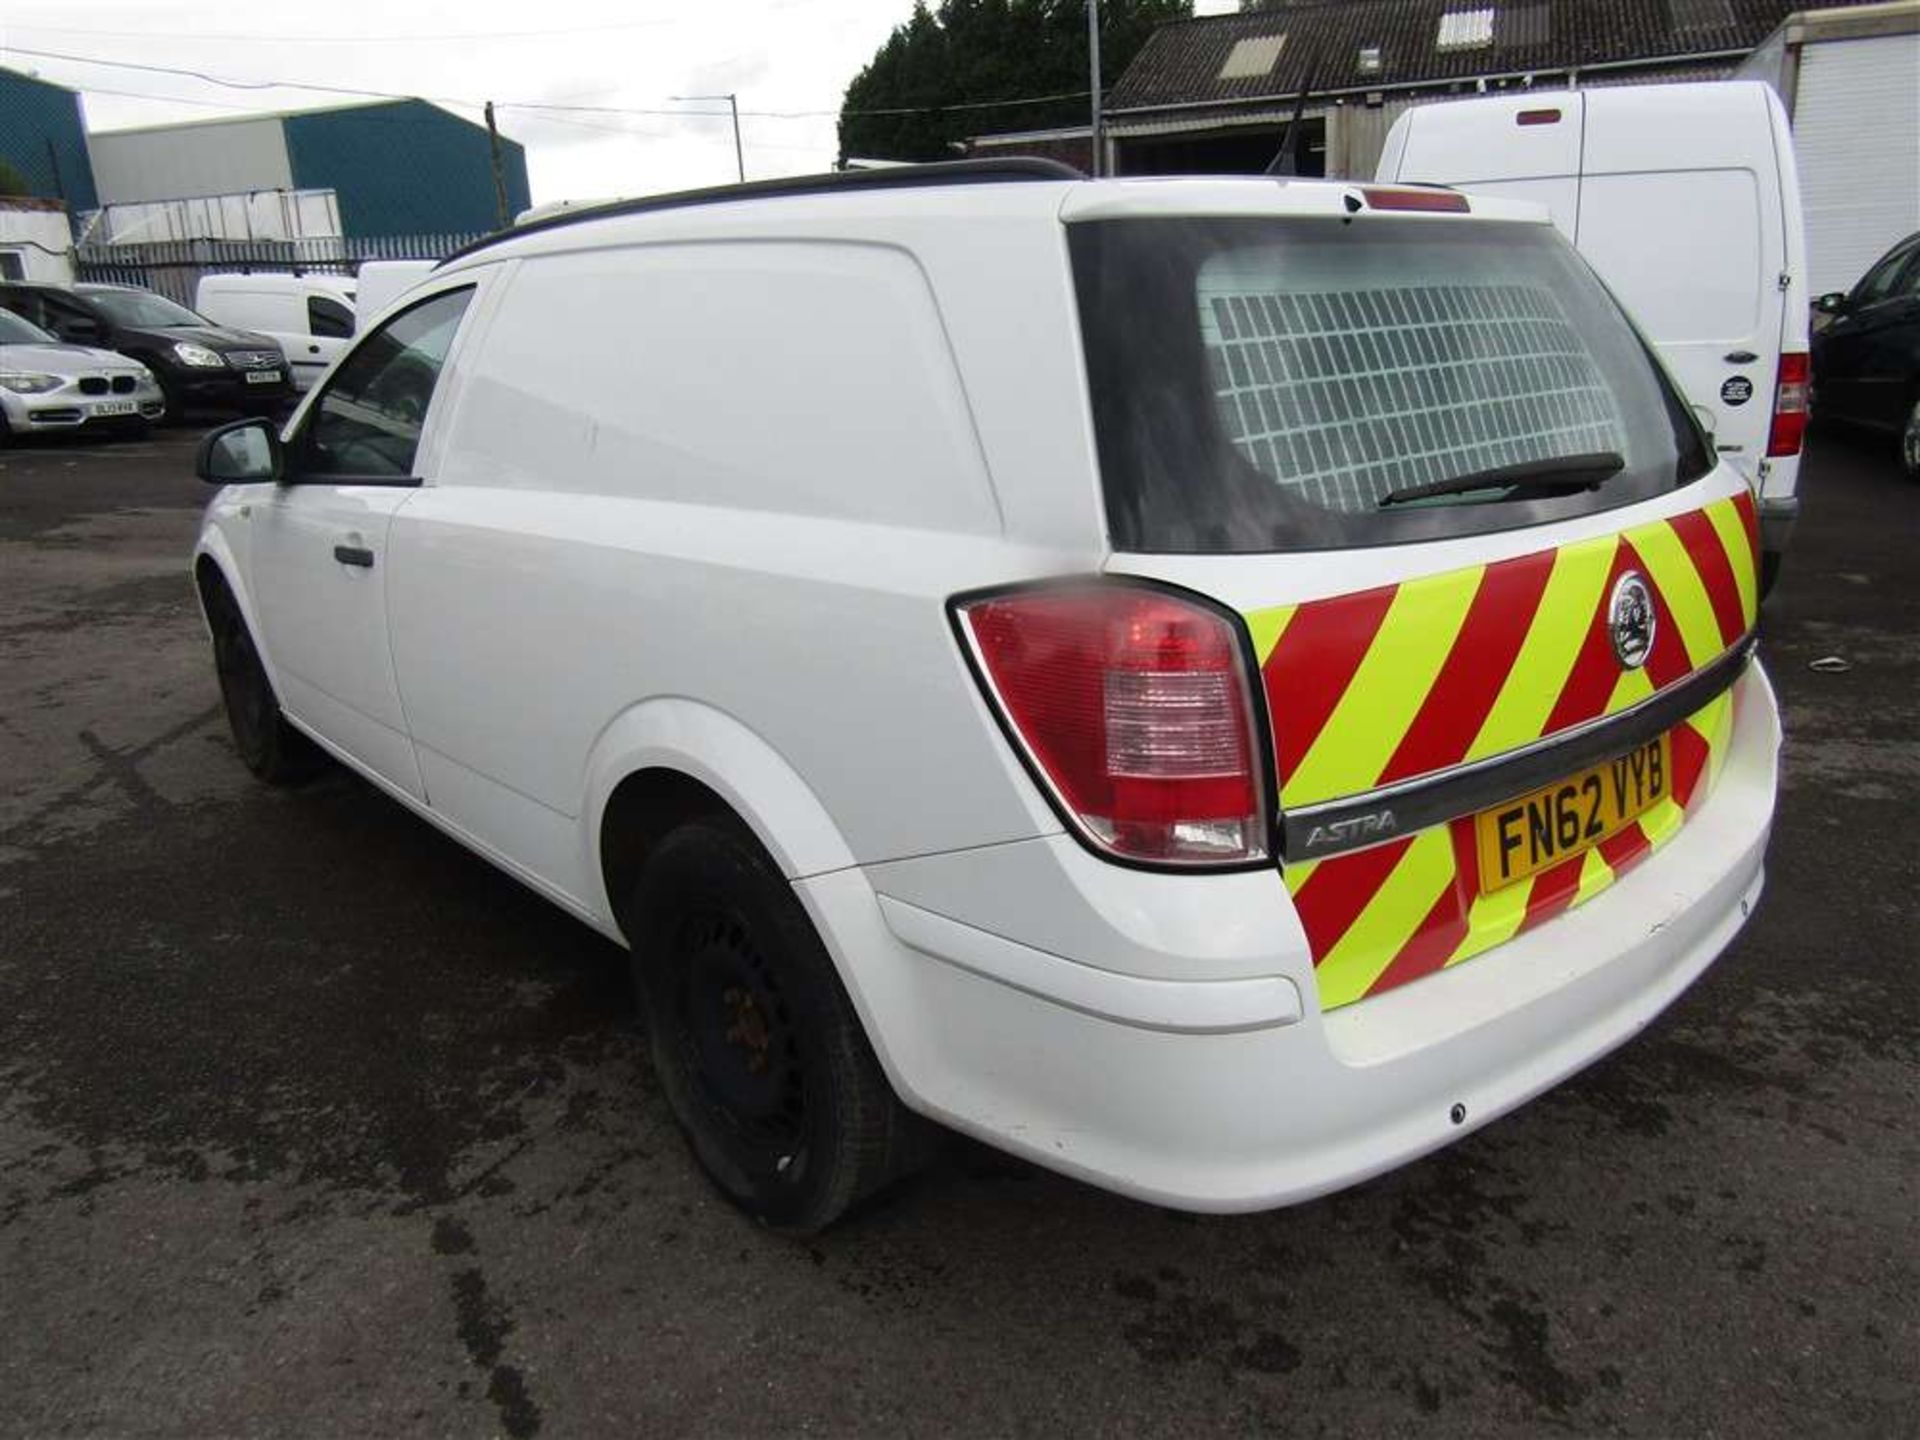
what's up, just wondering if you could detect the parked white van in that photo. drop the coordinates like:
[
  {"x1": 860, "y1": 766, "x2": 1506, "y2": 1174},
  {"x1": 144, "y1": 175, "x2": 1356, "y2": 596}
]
[
  {"x1": 1377, "y1": 82, "x2": 1809, "y2": 590},
  {"x1": 352, "y1": 259, "x2": 437, "y2": 330},
  {"x1": 194, "y1": 272, "x2": 358, "y2": 393},
  {"x1": 191, "y1": 164, "x2": 1780, "y2": 1230}
]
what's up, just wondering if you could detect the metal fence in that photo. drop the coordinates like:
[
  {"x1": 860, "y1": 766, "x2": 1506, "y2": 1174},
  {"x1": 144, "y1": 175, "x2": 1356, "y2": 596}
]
[{"x1": 73, "y1": 232, "x2": 488, "y2": 305}]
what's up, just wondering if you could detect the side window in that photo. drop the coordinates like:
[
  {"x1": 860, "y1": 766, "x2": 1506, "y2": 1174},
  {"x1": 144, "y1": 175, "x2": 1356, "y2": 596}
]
[
  {"x1": 289, "y1": 287, "x2": 472, "y2": 481},
  {"x1": 1852, "y1": 240, "x2": 1919, "y2": 307},
  {"x1": 40, "y1": 292, "x2": 100, "y2": 340},
  {"x1": 308, "y1": 294, "x2": 355, "y2": 339},
  {"x1": 0, "y1": 252, "x2": 25, "y2": 281}
]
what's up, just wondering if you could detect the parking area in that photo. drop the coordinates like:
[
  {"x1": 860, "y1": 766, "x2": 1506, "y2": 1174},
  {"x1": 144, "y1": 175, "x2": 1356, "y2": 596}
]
[{"x1": 1, "y1": 427, "x2": 1914, "y2": 1437}]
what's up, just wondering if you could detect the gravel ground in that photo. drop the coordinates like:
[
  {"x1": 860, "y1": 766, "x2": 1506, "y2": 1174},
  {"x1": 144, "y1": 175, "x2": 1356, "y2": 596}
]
[{"x1": 1, "y1": 425, "x2": 1914, "y2": 1438}]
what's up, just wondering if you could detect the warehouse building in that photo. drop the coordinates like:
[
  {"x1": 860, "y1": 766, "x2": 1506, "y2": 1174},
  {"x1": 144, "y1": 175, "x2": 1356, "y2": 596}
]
[
  {"x1": 0, "y1": 66, "x2": 99, "y2": 214},
  {"x1": 970, "y1": 0, "x2": 1896, "y2": 179},
  {"x1": 88, "y1": 99, "x2": 530, "y2": 239}
]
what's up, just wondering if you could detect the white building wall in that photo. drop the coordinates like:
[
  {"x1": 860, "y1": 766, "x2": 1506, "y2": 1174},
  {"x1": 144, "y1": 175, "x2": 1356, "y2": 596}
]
[
  {"x1": 1791, "y1": 33, "x2": 1920, "y2": 294},
  {"x1": 0, "y1": 203, "x2": 75, "y2": 283},
  {"x1": 89, "y1": 117, "x2": 293, "y2": 205}
]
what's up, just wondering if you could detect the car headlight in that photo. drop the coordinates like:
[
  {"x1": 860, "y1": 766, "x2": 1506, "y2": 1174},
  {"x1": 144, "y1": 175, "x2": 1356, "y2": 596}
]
[
  {"x1": 172, "y1": 342, "x2": 225, "y2": 368},
  {"x1": 0, "y1": 372, "x2": 63, "y2": 394}
]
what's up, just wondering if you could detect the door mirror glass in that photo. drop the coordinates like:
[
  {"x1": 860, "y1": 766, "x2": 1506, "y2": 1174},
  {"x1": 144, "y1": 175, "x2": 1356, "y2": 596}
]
[
  {"x1": 1814, "y1": 292, "x2": 1848, "y2": 315},
  {"x1": 197, "y1": 418, "x2": 283, "y2": 484}
]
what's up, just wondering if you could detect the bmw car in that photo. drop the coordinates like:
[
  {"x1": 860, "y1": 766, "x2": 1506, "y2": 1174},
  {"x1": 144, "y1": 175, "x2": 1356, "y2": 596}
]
[{"x1": 0, "y1": 305, "x2": 164, "y2": 442}]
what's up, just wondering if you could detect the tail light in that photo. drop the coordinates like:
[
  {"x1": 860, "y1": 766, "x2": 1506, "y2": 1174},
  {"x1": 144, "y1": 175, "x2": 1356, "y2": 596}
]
[
  {"x1": 1768, "y1": 351, "x2": 1810, "y2": 457},
  {"x1": 954, "y1": 584, "x2": 1268, "y2": 867}
]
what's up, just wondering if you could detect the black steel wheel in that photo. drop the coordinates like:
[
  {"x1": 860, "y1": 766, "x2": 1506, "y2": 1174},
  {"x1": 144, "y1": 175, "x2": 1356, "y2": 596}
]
[
  {"x1": 630, "y1": 819, "x2": 927, "y2": 1231},
  {"x1": 204, "y1": 578, "x2": 325, "y2": 784}
]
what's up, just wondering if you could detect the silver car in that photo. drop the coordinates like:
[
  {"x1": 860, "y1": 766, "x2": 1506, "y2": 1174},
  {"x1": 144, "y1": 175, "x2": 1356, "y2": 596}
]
[{"x1": 0, "y1": 305, "x2": 165, "y2": 441}]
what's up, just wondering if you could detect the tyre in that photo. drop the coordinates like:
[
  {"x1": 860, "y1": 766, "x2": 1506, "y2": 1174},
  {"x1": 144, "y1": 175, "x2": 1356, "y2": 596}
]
[
  {"x1": 204, "y1": 578, "x2": 326, "y2": 784},
  {"x1": 629, "y1": 819, "x2": 927, "y2": 1231},
  {"x1": 1759, "y1": 548, "x2": 1782, "y2": 598},
  {"x1": 156, "y1": 376, "x2": 185, "y2": 426},
  {"x1": 1902, "y1": 395, "x2": 1920, "y2": 483}
]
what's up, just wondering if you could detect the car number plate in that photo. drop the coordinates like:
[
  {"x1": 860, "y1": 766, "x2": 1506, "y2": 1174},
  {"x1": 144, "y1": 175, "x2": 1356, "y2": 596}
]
[
  {"x1": 244, "y1": 369, "x2": 282, "y2": 384},
  {"x1": 90, "y1": 400, "x2": 138, "y2": 416},
  {"x1": 1475, "y1": 734, "x2": 1672, "y2": 893}
]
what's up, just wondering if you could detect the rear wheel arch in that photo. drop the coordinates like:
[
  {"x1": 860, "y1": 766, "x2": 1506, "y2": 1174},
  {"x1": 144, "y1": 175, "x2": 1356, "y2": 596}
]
[
  {"x1": 599, "y1": 768, "x2": 741, "y2": 942},
  {"x1": 582, "y1": 698, "x2": 861, "y2": 934}
]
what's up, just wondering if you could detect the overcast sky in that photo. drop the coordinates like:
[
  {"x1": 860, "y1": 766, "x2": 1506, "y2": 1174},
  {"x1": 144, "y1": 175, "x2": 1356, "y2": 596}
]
[{"x1": 0, "y1": 0, "x2": 933, "y2": 204}]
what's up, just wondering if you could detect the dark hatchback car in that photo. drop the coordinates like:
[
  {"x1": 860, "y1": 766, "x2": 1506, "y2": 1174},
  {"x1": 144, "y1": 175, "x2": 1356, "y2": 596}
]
[
  {"x1": 1811, "y1": 232, "x2": 1920, "y2": 481},
  {"x1": 0, "y1": 281, "x2": 293, "y2": 422}
]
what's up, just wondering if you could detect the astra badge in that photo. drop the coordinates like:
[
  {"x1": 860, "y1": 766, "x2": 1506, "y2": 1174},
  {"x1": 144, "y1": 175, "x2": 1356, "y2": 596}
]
[{"x1": 1608, "y1": 571, "x2": 1655, "y2": 670}]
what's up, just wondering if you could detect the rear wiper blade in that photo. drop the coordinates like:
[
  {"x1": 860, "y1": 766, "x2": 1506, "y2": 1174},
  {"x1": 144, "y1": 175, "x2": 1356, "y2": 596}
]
[{"x1": 1377, "y1": 452, "x2": 1625, "y2": 508}]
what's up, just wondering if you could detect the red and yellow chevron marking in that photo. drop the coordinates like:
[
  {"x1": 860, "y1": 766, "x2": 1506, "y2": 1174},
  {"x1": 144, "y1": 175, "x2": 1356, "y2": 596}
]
[
  {"x1": 1287, "y1": 685, "x2": 1740, "y2": 1011},
  {"x1": 1251, "y1": 491, "x2": 1758, "y2": 1011},
  {"x1": 1248, "y1": 491, "x2": 1758, "y2": 809}
]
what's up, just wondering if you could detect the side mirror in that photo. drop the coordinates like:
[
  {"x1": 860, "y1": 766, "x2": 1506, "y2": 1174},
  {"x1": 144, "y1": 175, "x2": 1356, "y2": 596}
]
[
  {"x1": 58, "y1": 316, "x2": 102, "y2": 342},
  {"x1": 1814, "y1": 292, "x2": 1848, "y2": 316},
  {"x1": 196, "y1": 417, "x2": 283, "y2": 485},
  {"x1": 1690, "y1": 403, "x2": 1717, "y2": 441}
]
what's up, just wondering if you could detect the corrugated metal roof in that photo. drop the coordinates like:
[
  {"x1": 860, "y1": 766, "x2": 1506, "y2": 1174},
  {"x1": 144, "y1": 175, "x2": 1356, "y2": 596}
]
[{"x1": 1106, "y1": 0, "x2": 1889, "y2": 111}]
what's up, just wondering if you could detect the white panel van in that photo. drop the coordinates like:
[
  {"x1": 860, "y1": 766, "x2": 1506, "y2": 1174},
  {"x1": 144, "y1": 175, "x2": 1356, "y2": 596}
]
[
  {"x1": 1377, "y1": 82, "x2": 1809, "y2": 590},
  {"x1": 190, "y1": 164, "x2": 1780, "y2": 1230},
  {"x1": 194, "y1": 272, "x2": 358, "y2": 393},
  {"x1": 352, "y1": 260, "x2": 437, "y2": 330}
]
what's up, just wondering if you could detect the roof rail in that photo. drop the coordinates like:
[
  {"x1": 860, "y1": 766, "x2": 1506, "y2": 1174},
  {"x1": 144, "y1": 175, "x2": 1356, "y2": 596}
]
[{"x1": 439, "y1": 157, "x2": 1084, "y2": 267}]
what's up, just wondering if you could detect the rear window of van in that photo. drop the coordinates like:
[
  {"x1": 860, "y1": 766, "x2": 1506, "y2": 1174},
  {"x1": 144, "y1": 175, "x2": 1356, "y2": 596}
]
[{"x1": 1070, "y1": 217, "x2": 1712, "y2": 553}]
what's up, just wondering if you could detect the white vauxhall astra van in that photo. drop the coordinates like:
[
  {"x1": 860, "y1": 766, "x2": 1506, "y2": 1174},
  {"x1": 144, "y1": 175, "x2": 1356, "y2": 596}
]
[{"x1": 191, "y1": 162, "x2": 1781, "y2": 1230}]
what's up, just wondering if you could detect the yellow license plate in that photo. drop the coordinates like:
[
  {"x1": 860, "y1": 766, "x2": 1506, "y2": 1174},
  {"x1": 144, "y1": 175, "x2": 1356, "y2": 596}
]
[{"x1": 1475, "y1": 734, "x2": 1672, "y2": 893}]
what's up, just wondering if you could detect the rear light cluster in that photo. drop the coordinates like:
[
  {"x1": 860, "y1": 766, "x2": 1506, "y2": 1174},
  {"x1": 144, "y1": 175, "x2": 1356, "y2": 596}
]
[
  {"x1": 1768, "y1": 351, "x2": 1810, "y2": 457},
  {"x1": 955, "y1": 585, "x2": 1269, "y2": 867}
]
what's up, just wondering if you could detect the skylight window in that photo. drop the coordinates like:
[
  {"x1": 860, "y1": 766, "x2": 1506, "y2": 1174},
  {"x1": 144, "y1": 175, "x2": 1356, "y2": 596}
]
[
  {"x1": 1357, "y1": 46, "x2": 1383, "y2": 75},
  {"x1": 1219, "y1": 34, "x2": 1287, "y2": 80},
  {"x1": 1436, "y1": 9, "x2": 1496, "y2": 51}
]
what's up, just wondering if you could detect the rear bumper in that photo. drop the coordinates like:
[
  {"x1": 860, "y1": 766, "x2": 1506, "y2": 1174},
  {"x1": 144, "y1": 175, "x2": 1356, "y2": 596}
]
[{"x1": 803, "y1": 664, "x2": 1780, "y2": 1212}]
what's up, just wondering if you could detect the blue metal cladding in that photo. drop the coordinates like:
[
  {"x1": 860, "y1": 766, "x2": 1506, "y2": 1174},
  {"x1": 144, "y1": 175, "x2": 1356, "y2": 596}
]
[
  {"x1": 0, "y1": 68, "x2": 99, "y2": 212},
  {"x1": 282, "y1": 100, "x2": 530, "y2": 237}
]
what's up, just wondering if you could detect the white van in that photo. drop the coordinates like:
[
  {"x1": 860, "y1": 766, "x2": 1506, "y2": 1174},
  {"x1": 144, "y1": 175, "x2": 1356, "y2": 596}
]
[
  {"x1": 1377, "y1": 82, "x2": 1809, "y2": 589},
  {"x1": 190, "y1": 164, "x2": 1779, "y2": 1230},
  {"x1": 194, "y1": 272, "x2": 358, "y2": 393},
  {"x1": 352, "y1": 260, "x2": 437, "y2": 330}
]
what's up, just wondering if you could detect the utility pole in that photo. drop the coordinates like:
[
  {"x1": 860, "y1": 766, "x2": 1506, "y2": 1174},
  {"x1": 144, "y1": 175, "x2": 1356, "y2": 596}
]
[
  {"x1": 1087, "y1": 0, "x2": 1103, "y2": 177},
  {"x1": 483, "y1": 100, "x2": 511, "y2": 227},
  {"x1": 672, "y1": 93, "x2": 746, "y2": 182}
]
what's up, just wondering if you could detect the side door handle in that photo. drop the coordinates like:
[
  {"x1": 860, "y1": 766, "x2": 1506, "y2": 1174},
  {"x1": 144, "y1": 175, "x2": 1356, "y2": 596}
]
[{"x1": 333, "y1": 544, "x2": 375, "y2": 569}]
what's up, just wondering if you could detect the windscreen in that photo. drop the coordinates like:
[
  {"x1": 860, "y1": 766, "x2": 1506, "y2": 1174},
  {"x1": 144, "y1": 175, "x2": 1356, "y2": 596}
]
[
  {"x1": 1071, "y1": 216, "x2": 1711, "y2": 553},
  {"x1": 0, "y1": 307, "x2": 54, "y2": 344},
  {"x1": 83, "y1": 290, "x2": 208, "y2": 329}
]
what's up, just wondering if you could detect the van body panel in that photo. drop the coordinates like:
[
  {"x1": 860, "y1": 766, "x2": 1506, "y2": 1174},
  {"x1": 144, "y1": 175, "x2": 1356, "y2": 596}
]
[{"x1": 1377, "y1": 82, "x2": 1805, "y2": 554}]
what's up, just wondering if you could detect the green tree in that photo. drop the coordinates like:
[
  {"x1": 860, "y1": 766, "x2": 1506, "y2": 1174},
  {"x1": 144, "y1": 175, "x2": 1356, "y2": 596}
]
[
  {"x1": 838, "y1": 0, "x2": 1191, "y2": 163},
  {"x1": 0, "y1": 157, "x2": 34, "y2": 197}
]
